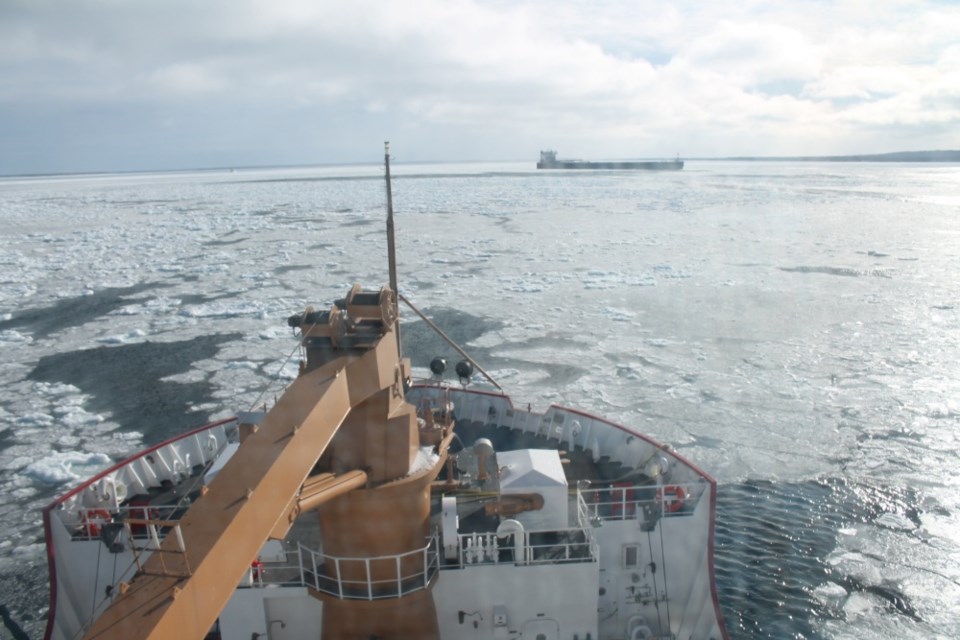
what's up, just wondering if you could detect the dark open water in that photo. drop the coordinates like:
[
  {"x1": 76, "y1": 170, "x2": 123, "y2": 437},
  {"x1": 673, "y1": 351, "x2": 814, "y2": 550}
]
[{"x1": 0, "y1": 160, "x2": 958, "y2": 638}]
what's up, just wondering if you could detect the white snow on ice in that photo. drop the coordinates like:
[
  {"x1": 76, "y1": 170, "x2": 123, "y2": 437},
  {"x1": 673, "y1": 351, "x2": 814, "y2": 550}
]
[{"x1": 22, "y1": 451, "x2": 112, "y2": 484}]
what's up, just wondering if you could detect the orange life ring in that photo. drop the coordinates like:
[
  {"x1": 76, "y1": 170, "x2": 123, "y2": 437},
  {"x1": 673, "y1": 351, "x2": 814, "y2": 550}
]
[
  {"x1": 656, "y1": 485, "x2": 686, "y2": 513},
  {"x1": 82, "y1": 508, "x2": 112, "y2": 537}
]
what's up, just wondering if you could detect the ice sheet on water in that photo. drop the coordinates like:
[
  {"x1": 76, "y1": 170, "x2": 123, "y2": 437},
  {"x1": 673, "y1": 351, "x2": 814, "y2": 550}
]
[
  {"x1": 22, "y1": 450, "x2": 112, "y2": 484},
  {"x1": 110, "y1": 297, "x2": 183, "y2": 316},
  {"x1": 258, "y1": 325, "x2": 289, "y2": 340},
  {"x1": 580, "y1": 270, "x2": 624, "y2": 290},
  {"x1": 152, "y1": 315, "x2": 198, "y2": 331},
  {"x1": 602, "y1": 307, "x2": 636, "y2": 322},
  {"x1": 9, "y1": 485, "x2": 37, "y2": 501},
  {"x1": 580, "y1": 269, "x2": 656, "y2": 290},
  {"x1": 225, "y1": 360, "x2": 260, "y2": 371},
  {"x1": 0, "y1": 284, "x2": 38, "y2": 304},
  {"x1": 644, "y1": 337, "x2": 680, "y2": 348},
  {"x1": 57, "y1": 433, "x2": 81, "y2": 447},
  {"x1": 205, "y1": 407, "x2": 235, "y2": 423},
  {"x1": 813, "y1": 581, "x2": 849, "y2": 610},
  {"x1": 188, "y1": 402, "x2": 220, "y2": 414},
  {"x1": 875, "y1": 512, "x2": 916, "y2": 531},
  {"x1": 614, "y1": 365, "x2": 643, "y2": 380},
  {"x1": 5, "y1": 456, "x2": 33, "y2": 471},
  {"x1": 179, "y1": 299, "x2": 275, "y2": 318},
  {"x1": 34, "y1": 382, "x2": 82, "y2": 396},
  {"x1": 11, "y1": 543, "x2": 45, "y2": 560},
  {"x1": 272, "y1": 360, "x2": 301, "y2": 381},
  {"x1": 466, "y1": 331, "x2": 505, "y2": 349},
  {"x1": 481, "y1": 368, "x2": 521, "y2": 384},
  {"x1": 827, "y1": 549, "x2": 887, "y2": 584},
  {"x1": 189, "y1": 263, "x2": 231, "y2": 275},
  {"x1": 651, "y1": 264, "x2": 691, "y2": 279},
  {"x1": 843, "y1": 591, "x2": 884, "y2": 619},
  {"x1": 91, "y1": 430, "x2": 145, "y2": 458},
  {"x1": 55, "y1": 408, "x2": 105, "y2": 428},
  {"x1": 96, "y1": 329, "x2": 147, "y2": 344},
  {"x1": 496, "y1": 274, "x2": 549, "y2": 293},
  {"x1": 0, "y1": 330, "x2": 33, "y2": 344},
  {"x1": 923, "y1": 402, "x2": 957, "y2": 419},
  {"x1": 15, "y1": 413, "x2": 54, "y2": 427},
  {"x1": 160, "y1": 369, "x2": 209, "y2": 384},
  {"x1": 47, "y1": 392, "x2": 105, "y2": 428}
]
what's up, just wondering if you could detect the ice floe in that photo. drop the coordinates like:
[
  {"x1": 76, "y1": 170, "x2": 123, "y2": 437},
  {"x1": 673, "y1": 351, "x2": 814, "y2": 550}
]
[
  {"x1": 23, "y1": 451, "x2": 112, "y2": 484},
  {"x1": 96, "y1": 328, "x2": 147, "y2": 344},
  {"x1": 258, "y1": 325, "x2": 290, "y2": 340},
  {"x1": 225, "y1": 360, "x2": 260, "y2": 371},
  {"x1": 602, "y1": 307, "x2": 636, "y2": 322},
  {"x1": 55, "y1": 408, "x2": 105, "y2": 428},
  {"x1": 272, "y1": 360, "x2": 301, "y2": 381},
  {"x1": 16, "y1": 413, "x2": 55, "y2": 428},
  {"x1": 180, "y1": 300, "x2": 269, "y2": 318},
  {"x1": 875, "y1": 512, "x2": 916, "y2": 531},
  {"x1": 0, "y1": 330, "x2": 33, "y2": 344}
]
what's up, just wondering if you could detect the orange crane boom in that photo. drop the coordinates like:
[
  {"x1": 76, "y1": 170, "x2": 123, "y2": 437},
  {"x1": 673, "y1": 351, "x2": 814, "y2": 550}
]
[{"x1": 82, "y1": 286, "x2": 440, "y2": 639}]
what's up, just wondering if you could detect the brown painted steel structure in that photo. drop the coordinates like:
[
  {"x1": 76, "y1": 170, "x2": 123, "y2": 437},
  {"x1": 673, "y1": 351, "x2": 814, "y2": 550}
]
[{"x1": 82, "y1": 287, "x2": 447, "y2": 640}]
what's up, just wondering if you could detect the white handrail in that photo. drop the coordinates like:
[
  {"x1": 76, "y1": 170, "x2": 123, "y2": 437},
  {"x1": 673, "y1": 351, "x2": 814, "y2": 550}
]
[
  {"x1": 279, "y1": 536, "x2": 441, "y2": 601},
  {"x1": 580, "y1": 481, "x2": 703, "y2": 522}
]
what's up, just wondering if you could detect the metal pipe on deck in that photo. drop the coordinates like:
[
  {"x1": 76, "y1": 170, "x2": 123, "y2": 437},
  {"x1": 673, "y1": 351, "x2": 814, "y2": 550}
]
[{"x1": 297, "y1": 470, "x2": 368, "y2": 513}]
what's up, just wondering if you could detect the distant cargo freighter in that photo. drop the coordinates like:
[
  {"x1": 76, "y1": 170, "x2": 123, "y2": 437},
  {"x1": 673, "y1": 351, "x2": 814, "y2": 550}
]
[{"x1": 537, "y1": 149, "x2": 683, "y2": 171}]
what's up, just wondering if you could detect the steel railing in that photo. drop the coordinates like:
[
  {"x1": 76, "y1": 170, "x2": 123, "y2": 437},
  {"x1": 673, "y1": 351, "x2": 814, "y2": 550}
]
[
  {"x1": 262, "y1": 536, "x2": 444, "y2": 601},
  {"x1": 67, "y1": 504, "x2": 187, "y2": 541},
  {"x1": 580, "y1": 482, "x2": 703, "y2": 522}
]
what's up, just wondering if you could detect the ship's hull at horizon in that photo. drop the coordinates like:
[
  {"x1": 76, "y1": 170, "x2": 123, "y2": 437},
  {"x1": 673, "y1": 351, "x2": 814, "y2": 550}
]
[{"x1": 537, "y1": 159, "x2": 684, "y2": 170}]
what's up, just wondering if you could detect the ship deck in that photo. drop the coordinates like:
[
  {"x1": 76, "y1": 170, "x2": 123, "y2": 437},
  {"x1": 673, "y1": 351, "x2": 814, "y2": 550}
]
[{"x1": 42, "y1": 386, "x2": 728, "y2": 640}]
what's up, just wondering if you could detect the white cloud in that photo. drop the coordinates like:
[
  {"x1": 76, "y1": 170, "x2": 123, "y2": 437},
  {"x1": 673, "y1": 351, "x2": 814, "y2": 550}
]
[
  {"x1": 679, "y1": 20, "x2": 823, "y2": 86},
  {"x1": 147, "y1": 63, "x2": 227, "y2": 96},
  {"x1": 0, "y1": 0, "x2": 957, "y2": 173}
]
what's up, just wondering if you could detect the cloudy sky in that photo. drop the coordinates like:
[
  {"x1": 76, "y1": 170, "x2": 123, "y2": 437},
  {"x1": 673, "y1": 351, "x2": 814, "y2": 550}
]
[{"x1": 1, "y1": 0, "x2": 958, "y2": 175}]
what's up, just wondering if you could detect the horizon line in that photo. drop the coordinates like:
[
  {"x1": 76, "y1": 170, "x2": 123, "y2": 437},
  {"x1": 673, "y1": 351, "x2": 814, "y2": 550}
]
[{"x1": 2, "y1": 149, "x2": 958, "y2": 179}]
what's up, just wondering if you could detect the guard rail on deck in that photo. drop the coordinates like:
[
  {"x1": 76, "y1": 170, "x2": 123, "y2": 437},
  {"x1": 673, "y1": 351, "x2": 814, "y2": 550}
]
[
  {"x1": 68, "y1": 504, "x2": 187, "y2": 541},
  {"x1": 580, "y1": 481, "x2": 704, "y2": 522},
  {"x1": 299, "y1": 537, "x2": 441, "y2": 600},
  {"x1": 452, "y1": 526, "x2": 599, "y2": 568},
  {"x1": 447, "y1": 492, "x2": 599, "y2": 569},
  {"x1": 246, "y1": 537, "x2": 442, "y2": 601}
]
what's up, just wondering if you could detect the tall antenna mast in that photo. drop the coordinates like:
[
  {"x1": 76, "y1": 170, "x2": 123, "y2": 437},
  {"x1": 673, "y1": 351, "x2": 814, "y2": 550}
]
[
  {"x1": 385, "y1": 141, "x2": 398, "y2": 296},
  {"x1": 384, "y1": 142, "x2": 401, "y2": 350}
]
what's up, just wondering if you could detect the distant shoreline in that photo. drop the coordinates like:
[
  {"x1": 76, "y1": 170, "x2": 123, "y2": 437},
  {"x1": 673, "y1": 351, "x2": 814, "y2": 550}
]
[{"x1": 695, "y1": 150, "x2": 960, "y2": 163}]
